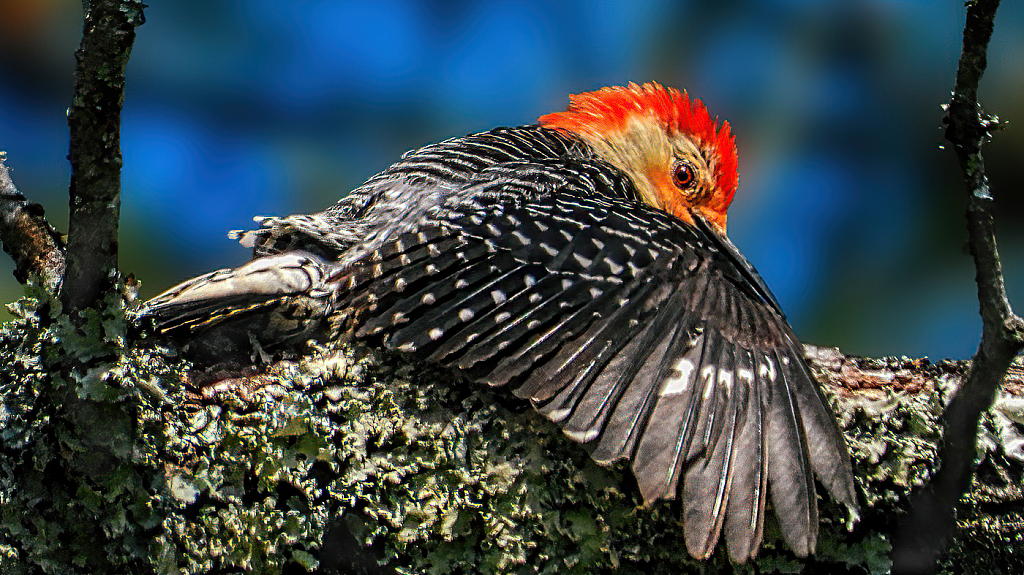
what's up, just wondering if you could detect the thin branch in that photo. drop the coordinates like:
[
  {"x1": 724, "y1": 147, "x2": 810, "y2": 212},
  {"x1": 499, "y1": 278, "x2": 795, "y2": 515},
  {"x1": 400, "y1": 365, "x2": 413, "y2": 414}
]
[
  {"x1": 892, "y1": 1, "x2": 1024, "y2": 573},
  {"x1": 61, "y1": 0, "x2": 145, "y2": 312},
  {"x1": 0, "y1": 153, "x2": 66, "y2": 293}
]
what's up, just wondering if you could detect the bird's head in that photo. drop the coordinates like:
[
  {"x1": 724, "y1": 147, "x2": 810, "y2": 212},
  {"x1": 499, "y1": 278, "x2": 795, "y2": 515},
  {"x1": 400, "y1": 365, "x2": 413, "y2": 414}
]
[{"x1": 539, "y1": 82, "x2": 738, "y2": 235}]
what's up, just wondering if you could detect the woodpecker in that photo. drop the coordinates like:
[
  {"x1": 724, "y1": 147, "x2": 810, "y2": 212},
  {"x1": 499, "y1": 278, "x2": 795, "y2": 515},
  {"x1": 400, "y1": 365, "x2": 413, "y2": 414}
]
[{"x1": 139, "y1": 82, "x2": 857, "y2": 562}]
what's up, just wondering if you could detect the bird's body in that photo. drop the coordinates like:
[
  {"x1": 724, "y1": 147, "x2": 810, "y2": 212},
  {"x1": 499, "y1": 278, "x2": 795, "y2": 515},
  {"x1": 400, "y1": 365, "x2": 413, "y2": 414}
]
[{"x1": 140, "y1": 82, "x2": 857, "y2": 562}]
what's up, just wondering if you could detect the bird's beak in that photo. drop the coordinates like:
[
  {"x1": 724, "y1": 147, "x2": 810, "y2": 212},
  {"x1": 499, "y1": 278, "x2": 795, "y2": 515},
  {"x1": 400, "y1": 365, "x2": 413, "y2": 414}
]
[
  {"x1": 691, "y1": 210, "x2": 784, "y2": 316},
  {"x1": 694, "y1": 207, "x2": 728, "y2": 236}
]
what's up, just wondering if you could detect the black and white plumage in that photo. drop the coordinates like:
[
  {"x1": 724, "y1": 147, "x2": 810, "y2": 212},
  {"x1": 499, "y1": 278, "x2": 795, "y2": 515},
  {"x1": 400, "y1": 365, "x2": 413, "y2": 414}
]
[{"x1": 139, "y1": 83, "x2": 857, "y2": 562}]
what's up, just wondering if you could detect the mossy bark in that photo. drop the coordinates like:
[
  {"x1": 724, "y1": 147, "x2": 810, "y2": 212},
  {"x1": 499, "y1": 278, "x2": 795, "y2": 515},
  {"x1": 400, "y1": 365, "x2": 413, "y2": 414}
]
[{"x1": 1, "y1": 288, "x2": 1022, "y2": 574}]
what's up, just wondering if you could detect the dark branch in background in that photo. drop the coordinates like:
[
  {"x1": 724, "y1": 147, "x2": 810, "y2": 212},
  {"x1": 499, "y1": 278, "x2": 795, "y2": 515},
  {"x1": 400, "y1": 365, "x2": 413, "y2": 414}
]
[
  {"x1": 61, "y1": 0, "x2": 145, "y2": 312},
  {"x1": 0, "y1": 153, "x2": 66, "y2": 293},
  {"x1": 892, "y1": 1, "x2": 1024, "y2": 573}
]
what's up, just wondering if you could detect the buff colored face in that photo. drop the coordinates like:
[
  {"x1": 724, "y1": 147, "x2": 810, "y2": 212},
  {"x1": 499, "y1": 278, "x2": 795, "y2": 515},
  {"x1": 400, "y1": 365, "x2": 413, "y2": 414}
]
[
  {"x1": 538, "y1": 83, "x2": 737, "y2": 236},
  {"x1": 572, "y1": 114, "x2": 730, "y2": 235}
]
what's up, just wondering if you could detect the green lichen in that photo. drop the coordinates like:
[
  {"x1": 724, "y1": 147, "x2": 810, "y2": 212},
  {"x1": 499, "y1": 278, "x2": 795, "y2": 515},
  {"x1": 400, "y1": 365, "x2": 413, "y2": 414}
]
[
  {"x1": 839, "y1": 388, "x2": 944, "y2": 508},
  {"x1": 1, "y1": 289, "x2": 1022, "y2": 573},
  {"x1": 0, "y1": 281, "x2": 163, "y2": 574},
  {"x1": 938, "y1": 385, "x2": 1024, "y2": 574}
]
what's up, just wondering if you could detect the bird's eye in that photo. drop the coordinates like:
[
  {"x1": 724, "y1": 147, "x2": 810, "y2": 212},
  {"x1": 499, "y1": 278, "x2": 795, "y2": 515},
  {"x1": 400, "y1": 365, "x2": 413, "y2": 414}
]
[{"x1": 672, "y1": 162, "x2": 696, "y2": 190}]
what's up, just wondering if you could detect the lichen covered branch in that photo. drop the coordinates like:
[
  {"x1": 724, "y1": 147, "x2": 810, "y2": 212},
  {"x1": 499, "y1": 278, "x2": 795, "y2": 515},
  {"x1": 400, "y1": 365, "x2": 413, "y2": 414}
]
[
  {"x1": 61, "y1": 0, "x2": 145, "y2": 312},
  {"x1": 0, "y1": 153, "x2": 65, "y2": 292},
  {"x1": 893, "y1": 1, "x2": 1024, "y2": 572},
  {"x1": 3, "y1": 306, "x2": 1024, "y2": 574}
]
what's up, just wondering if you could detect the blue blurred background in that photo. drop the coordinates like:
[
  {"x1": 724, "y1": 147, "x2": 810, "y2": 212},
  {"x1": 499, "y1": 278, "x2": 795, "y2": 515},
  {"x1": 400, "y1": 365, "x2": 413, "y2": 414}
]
[{"x1": 1, "y1": 0, "x2": 1022, "y2": 360}]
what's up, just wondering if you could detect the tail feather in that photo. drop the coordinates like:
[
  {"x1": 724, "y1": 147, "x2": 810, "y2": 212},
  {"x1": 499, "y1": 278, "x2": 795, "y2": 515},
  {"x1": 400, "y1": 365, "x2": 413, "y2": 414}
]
[{"x1": 139, "y1": 251, "x2": 335, "y2": 333}]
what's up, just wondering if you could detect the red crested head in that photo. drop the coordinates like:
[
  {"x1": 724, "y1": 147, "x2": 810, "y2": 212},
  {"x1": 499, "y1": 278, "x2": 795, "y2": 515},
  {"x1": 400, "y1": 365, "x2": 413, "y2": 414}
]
[{"x1": 539, "y1": 82, "x2": 738, "y2": 233}]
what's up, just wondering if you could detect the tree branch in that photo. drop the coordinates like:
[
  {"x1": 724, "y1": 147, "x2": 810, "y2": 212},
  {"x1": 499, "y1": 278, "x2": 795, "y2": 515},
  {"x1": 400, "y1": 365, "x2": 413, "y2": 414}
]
[
  {"x1": 2, "y1": 325, "x2": 1024, "y2": 573},
  {"x1": 893, "y1": 1, "x2": 1024, "y2": 572},
  {"x1": 61, "y1": 0, "x2": 145, "y2": 312},
  {"x1": 0, "y1": 153, "x2": 65, "y2": 293}
]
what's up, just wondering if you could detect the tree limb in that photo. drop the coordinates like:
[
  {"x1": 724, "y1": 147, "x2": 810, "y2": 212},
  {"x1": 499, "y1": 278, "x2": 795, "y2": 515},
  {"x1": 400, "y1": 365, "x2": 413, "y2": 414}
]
[
  {"x1": 893, "y1": 1, "x2": 1024, "y2": 573},
  {"x1": 0, "y1": 153, "x2": 65, "y2": 293},
  {"x1": 2, "y1": 319, "x2": 1024, "y2": 573},
  {"x1": 61, "y1": 0, "x2": 145, "y2": 312}
]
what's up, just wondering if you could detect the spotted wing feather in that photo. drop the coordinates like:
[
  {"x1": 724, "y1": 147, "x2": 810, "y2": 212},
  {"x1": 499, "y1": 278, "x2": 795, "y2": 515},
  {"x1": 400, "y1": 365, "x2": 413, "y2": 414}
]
[{"x1": 333, "y1": 163, "x2": 856, "y2": 561}]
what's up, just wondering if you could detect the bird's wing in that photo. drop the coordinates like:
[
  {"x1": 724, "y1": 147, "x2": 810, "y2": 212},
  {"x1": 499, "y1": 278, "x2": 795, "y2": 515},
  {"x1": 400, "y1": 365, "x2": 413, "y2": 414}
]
[
  {"x1": 335, "y1": 161, "x2": 857, "y2": 562},
  {"x1": 234, "y1": 126, "x2": 599, "y2": 257}
]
